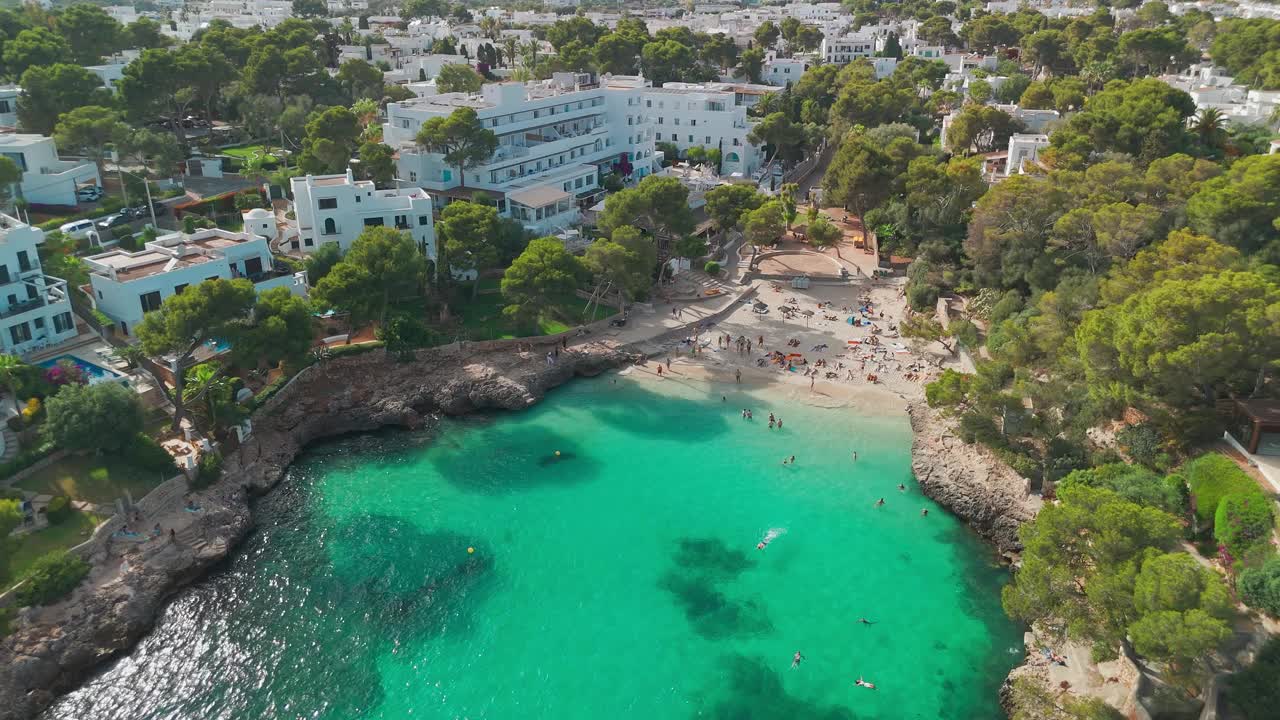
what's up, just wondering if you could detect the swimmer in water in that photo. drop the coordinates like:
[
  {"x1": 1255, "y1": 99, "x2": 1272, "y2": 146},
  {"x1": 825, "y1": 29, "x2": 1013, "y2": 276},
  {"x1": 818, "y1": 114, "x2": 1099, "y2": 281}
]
[
  {"x1": 898, "y1": 483, "x2": 906, "y2": 492},
  {"x1": 757, "y1": 528, "x2": 782, "y2": 550},
  {"x1": 855, "y1": 677, "x2": 877, "y2": 690},
  {"x1": 875, "y1": 498, "x2": 885, "y2": 507},
  {"x1": 851, "y1": 450, "x2": 858, "y2": 461},
  {"x1": 857, "y1": 618, "x2": 876, "y2": 625},
  {"x1": 792, "y1": 651, "x2": 803, "y2": 669},
  {"x1": 921, "y1": 508, "x2": 929, "y2": 517}
]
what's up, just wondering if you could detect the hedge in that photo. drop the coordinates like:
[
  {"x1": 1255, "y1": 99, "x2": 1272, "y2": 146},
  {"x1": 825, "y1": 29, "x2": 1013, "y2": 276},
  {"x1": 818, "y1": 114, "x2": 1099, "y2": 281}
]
[
  {"x1": 1227, "y1": 636, "x2": 1280, "y2": 719},
  {"x1": 1240, "y1": 556, "x2": 1280, "y2": 617},
  {"x1": 44, "y1": 495, "x2": 71, "y2": 525},
  {"x1": 326, "y1": 341, "x2": 384, "y2": 359},
  {"x1": 0, "y1": 440, "x2": 56, "y2": 480},
  {"x1": 14, "y1": 550, "x2": 90, "y2": 607},
  {"x1": 1185, "y1": 454, "x2": 1263, "y2": 529}
]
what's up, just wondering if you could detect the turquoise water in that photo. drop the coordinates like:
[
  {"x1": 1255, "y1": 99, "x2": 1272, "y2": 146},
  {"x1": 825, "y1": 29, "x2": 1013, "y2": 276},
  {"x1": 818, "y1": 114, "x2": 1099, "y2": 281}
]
[{"x1": 45, "y1": 374, "x2": 1022, "y2": 720}]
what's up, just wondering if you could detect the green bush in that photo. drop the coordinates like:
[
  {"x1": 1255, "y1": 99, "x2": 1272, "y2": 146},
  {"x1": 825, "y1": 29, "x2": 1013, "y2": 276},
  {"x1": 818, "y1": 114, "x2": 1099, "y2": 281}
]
[
  {"x1": 44, "y1": 495, "x2": 71, "y2": 525},
  {"x1": 703, "y1": 260, "x2": 721, "y2": 275},
  {"x1": 1185, "y1": 454, "x2": 1261, "y2": 529},
  {"x1": 925, "y1": 369, "x2": 972, "y2": 408},
  {"x1": 1227, "y1": 636, "x2": 1280, "y2": 719},
  {"x1": 194, "y1": 451, "x2": 223, "y2": 489},
  {"x1": 906, "y1": 281, "x2": 939, "y2": 312},
  {"x1": 1058, "y1": 464, "x2": 1184, "y2": 514},
  {"x1": 14, "y1": 550, "x2": 90, "y2": 607},
  {"x1": 1239, "y1": 556, "x2": 1280, "y2": 616},
  {"x1": 0, "y1": 440, "x2": 56, "y2": 480},
  {"x1": 1117, "y1": 424, "x2": 1167, "y2": 469},
  {"x1": 252, "y1": 374, "x2": 291, "y2": 408},
  {"x1": 122, "y1": 434, "x2": 179, "y2": 475},
  {"x1": 327, "y1": 341, "x2": 384, "y2": 359},
  {"x1": 1215, "y1": 493, "x2": 1276, "y2": 558}
]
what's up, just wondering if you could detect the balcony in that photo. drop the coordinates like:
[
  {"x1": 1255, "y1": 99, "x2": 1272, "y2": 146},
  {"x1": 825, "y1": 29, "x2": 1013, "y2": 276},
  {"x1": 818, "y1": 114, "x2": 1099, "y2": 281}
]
[
  {"x1": 0, "y1": 296, "x2": 46, "y2": 320},
  {"x1": 0, "y1": 275, "x2": 68, "y2": 320}
]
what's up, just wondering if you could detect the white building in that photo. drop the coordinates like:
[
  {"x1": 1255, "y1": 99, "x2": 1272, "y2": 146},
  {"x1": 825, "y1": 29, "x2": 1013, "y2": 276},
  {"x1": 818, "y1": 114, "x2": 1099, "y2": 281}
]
[
  {"x1": 645, "y1": 83, "x2": 775, "y2": 178},
  {"x1": 385, "y1": 74, "x2": 658, "y2": 235},
  {"x1": 763, "y1": 54, "x2": 811, "y2": 86},
  {"x1": 820, "y1": 33, "x2": 876, "y2": 65},
  {"x1": 289, "y1": 169, "x2": 438, "y2": 259},
  {"x1": 1007, "y1": 134, "x2": 1050, "y2": 175},
  {"x1": 0, "y1": 214, "x2": 77, "y2": 356},
  {"x1": 84, "y1": 63, "x2": 127, "y2": 91},
  {"x1": 1161, "y1": 65, "x2": 1280, "y2": 126},
  {"x1": 0, "y1": 134, "x2": 100, "y2": 207},
  {"x1": 0, "y1": 86, "x2": 19, "y2": 128},
  {"x1": 84, "y1": 228, "x2": 306, "y2": 338}
]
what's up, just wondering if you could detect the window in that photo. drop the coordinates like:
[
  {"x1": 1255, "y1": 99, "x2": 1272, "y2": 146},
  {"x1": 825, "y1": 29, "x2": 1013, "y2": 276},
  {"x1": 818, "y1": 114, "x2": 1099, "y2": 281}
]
[
  {"x1": 323, "y1": 218, "x2": 337, "y2": 235},
  {"x1": 563, "y1": 182, "x2": 571, "y2": 191},
  {"x1": 2, "y1": 152, "x2": 25, "y2": 171},
  {"x1": 304, "y1": 238, "x2": 314, "y2": 247},
  {"x1": 53, "y1": 312, "x2": 72, "y2": 334},
  {"x1": 355, "y1": 195, "x2": 360, "y2": 203},
  {"x1": 394, "y1": 215, "x2": 409, "y2": 229},
  {"x1": 0, "y1": 100, "x2": 10, "y2": 113},
  {"x1": 688, "y1": 135, "x2": 694, "y2": 143},
  {"x1": 418, "y1": 215, "x2": 430, "y2": 226},
  {"x1": 16, "y1": 251, "x2": 29, "y2": 272},
  {"x1": 574, "y1": 177, "x2": 583, "y2": 188},
  {"x1": 732, "y1": 138, "x2": 740, "y2": 146},
  {"x1": 658, "y1": 117, "x2": 663, "y2": 124},
  {"x1": 691, "y1": 119, "x2": 697, "y2": 127},
  {"x1": 628, "y1": 117, "x2": 633, "y2": 125},
  {"x1": 705, "y1": 136, "x2": 711, "y2": 144},
  {"x1": 400, "y1": 119, "x2": 410, "y2": 129},
  {"x1": 8, "y1": 322, "x2": 30, "y2": 345},
  {"x1": 244, "y1": 257, "x2": 263, "y2": 276},
  {"x1": 174, "y1": 283, "x2": 188, "y2": 294},
  {"x1": 318, "y1": 198, "x2": 337, "y2": 210},
  {"x1": 409, "y1": 171, "x2": 417, "y2": 182},
  {"x1": 674, "y1": 118, "x2": 680, "y2": 126},
  {"x1": 33, "y1": 317, "x2": 43, "y2": 329},
  {"x1": 442, "y1": 169, "x2": 452, "y2": 181},
  {"x1": 364, "y1": 217, "x2": 384, "y2": 227},
  {"x1": 140, "y1": 290, "x2": 162, "y2": 313},
  {"x1": 646, "y1": 100, "x2": 651, "y2": 107},
  {"x1": 0, "y1": 265, "x2": 8, "y2": 284}
]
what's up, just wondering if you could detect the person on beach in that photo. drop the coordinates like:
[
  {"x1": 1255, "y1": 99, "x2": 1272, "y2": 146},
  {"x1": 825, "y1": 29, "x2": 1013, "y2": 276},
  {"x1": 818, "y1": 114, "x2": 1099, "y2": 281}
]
[
  {"x1": 735, "y1": 369, "x2": 741, "y2": 384},
  {"x1": 657, "y1": 365, "x2": 663, "y2": 376},
  {"x1": 856, "y1": 677, "x2": 877, "y2": 690},
  {"x1": 666, "y1": 357, "x2": 672, "y2": 370},
  {"x1": 792, "y1": 651, "x2": 803, "y2": 669}
]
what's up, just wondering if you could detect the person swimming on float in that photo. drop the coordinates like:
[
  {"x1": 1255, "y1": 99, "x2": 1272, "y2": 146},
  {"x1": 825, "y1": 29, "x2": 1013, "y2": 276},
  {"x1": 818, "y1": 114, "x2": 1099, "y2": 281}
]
[
  {"x1": 855, "y1": 677, "x2": 877, "y2": 690},
  {"x1": 757, "y1": 528, "x2": 783, "y2": 550},
  {"x1": 792, "y1": 651, "x2": 803, "y2": 669}
]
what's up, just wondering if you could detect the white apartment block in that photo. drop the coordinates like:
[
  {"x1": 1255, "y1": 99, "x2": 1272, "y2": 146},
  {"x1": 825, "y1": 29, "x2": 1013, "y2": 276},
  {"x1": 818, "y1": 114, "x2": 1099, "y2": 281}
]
[
  {"x1": 645, "y1": 83, "x2": 775, "y2": 178},
  {"x1": 1161, "y1": 65, "x2": 1280, "y2": 126},
  {"x1": 289, "y1": 169, "x2": 438, "y2": 260},
  {"x1": 941, "y1": 105, "x2": 1061, "y2": 151},
  {"x1": 384, "y1": 74, "x2": 659, "y2": 236},
  {"x1": 0, "y1": 86, "x2": 18, "y2": 128},
  {"x1": 84, "y1": 228, "x2": 306, "y2": 338},
  {"x1": 0, "y1": 134, "x2": 100, "y2": 207},
  {"x1": 84, "y1": 63, "x2": 127, "y2": 92},
  {"x1": 821, "y1": 33, "x2": 876, "y2": 65},
  {"x1": 0, "y1": 214, "x2": 77, "y2": 356}
]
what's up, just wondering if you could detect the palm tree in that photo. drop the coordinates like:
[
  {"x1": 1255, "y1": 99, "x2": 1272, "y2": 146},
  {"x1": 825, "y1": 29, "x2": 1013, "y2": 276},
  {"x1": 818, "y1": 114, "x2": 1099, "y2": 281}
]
[
  {"x1": 479, "y1": 16, "x2": 502, "y2": 41},
  {"x1": 182, "y1": 362, "x2": 233, "y2": 431},
  {"x1": 502, "y1": 36, "x2": 519, "y2": 68},
  {"x1": 0, "y1": 354, "x2": 25, "y2": 407},
  {"x1": 521, "y1": 40, "x2": 540, "y2": 70},
  {"x1": 1192, "y1": 108, "x2": 1226, "y2": 148}
]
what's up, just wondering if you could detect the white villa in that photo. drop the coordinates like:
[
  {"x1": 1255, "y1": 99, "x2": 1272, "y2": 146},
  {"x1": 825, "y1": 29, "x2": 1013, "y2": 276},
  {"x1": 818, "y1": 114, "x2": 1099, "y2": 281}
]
[
  {"x1": 84, "y1": 228, "x2": 306, "y2": 337},
  {"x1": 0, "y1": 134, "x2": 100, "y2": 207},
  {"x1": 289, "y1": 169, "x2": 438, "y2": 259},
  {"x1": 0, "y1": 214, "x2": 77, "y2": 356}
]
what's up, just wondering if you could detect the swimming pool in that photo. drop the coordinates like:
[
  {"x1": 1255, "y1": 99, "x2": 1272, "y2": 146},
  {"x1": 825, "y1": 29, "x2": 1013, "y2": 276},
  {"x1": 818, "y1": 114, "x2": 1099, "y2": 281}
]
[{"x1": 38, "y1": 354, "x2": 123, "y2": 385}]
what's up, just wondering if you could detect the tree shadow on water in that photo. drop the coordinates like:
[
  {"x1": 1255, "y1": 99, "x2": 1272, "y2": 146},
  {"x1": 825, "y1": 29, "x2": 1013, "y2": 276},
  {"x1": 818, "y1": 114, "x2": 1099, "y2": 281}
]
[
  {"x1": 427, "y1": 424, "x2": 602, "y2": 493},
  {"x1": 673, "y1": 537, "x2": 757, "y2": 580},
  {"x1": 658, "y1": 570, "x2": 773, "y2": 639},
  {"x1": 691, "y1": 654, "x2": 861, "y2": 720},
  {"x1": 581, "y1": 380, "x2": 733, "y2": 444}
]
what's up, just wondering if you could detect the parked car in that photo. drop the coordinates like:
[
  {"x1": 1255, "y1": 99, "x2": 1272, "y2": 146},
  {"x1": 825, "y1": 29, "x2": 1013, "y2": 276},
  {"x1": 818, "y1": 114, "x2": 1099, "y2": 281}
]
[
  {"x1": 128, "y1": 202, "x2": 167, "y2": 219},
  {"x1": 76, "y1": 186, "x2": 103, "y2": 202},
  {"x1": 59, "y1": 219, "x2": 97, "y2": 240},
  {"x1": 95, "y1": 213, "x2": 132, "y2": 231}
]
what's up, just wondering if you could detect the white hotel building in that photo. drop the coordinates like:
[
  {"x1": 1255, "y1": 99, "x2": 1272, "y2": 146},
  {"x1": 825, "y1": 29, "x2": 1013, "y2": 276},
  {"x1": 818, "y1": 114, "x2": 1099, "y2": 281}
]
[
  {"x1": 289, "y1": 169, "x2": 438, "y2": 260},
  {"x1": 0, "y1": 214, "x2": 77, "y2": 356},
  {"x1": 383, "y1": 73, "x2": 772, "y2": 234}
]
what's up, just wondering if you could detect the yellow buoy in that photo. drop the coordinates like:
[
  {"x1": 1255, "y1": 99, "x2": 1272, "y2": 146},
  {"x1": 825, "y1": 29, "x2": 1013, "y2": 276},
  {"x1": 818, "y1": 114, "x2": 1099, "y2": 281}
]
[{"x1": 467, "y1": 547, "x2": 475, "y2": 554}]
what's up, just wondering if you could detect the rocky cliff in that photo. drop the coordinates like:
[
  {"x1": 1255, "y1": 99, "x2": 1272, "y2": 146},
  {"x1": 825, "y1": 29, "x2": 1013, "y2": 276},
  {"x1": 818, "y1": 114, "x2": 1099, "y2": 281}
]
[
  {"x1": 908, "y1": 402, "x2": 1039, "y2": 558},
  {"x1": 0, "y1": 342, "x2": 637, "y2": 720}
]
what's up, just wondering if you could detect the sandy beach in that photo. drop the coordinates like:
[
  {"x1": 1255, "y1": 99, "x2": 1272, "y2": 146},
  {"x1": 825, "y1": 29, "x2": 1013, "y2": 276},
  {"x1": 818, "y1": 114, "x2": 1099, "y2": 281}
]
[{"x1": 623, "y1": 278, "x2": 955, "y2": 416}]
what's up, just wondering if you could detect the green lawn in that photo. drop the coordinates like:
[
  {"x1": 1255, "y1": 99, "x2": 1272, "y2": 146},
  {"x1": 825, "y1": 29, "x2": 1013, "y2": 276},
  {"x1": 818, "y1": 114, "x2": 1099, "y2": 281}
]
[
  {"x1": 221, "y1": 144, "x2": 282, "y2": 162},
  {"x1": 16, "y1": 454, "x2": 169, "y2": 506},
  {"x1": 453, "y1": 293, "x2": 606, "y2": 340},
  {"x1": 2, "y1": 510, "x2": 101, "y2": 589}
]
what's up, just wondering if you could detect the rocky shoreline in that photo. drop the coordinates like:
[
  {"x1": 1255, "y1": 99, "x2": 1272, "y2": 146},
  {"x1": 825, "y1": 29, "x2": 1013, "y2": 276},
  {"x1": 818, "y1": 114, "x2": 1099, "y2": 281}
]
[
  {"x1": 907, "y1": 402, "x2": 1041, "y2": 559},
  {"x1": 0, "y1": 342, "x2": 638, "y2": 720}
]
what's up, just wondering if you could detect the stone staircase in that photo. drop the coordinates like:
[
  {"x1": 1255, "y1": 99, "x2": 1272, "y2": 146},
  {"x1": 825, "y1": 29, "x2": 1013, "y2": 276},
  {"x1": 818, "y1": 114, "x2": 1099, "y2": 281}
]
[
  {"x1": 173, "y1": 522, "x2": 207, "y2": 553},
  {"x1": 0, "y1": 427, "x2": 18, "y2": 465},
  {"x1": 671, "y1": 270, "x2": 735, "y2": 300}
]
